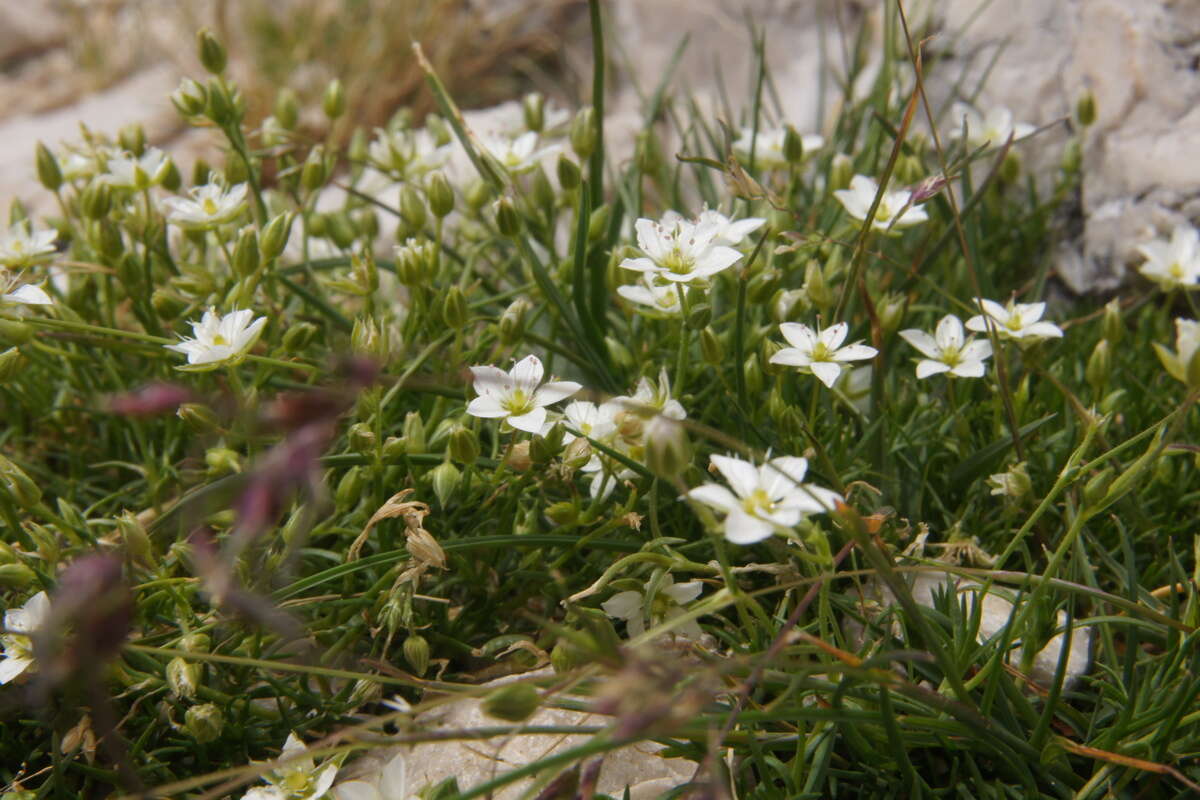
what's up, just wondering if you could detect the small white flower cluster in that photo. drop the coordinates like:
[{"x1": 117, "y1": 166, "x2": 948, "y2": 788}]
[
  {"x1": 620, "y1": 209, "x2": 764, "y2": 288},
  {"x1": 0, "y1": 222, "x2": 57, "y2": 307},
  {"x1": 165, "y1": 308, "x2": 267, "y2": 370}
]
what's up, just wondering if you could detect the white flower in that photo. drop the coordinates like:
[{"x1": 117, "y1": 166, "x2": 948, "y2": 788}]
[
  {"x1": 1, "y1": 273, "x2": 53, "y2": 306},
  {"x1": 601, "y1": 575, "x2": 704, "y2": 640},
  {"x1": 162, "y1": 182, "x2": 249, "y2": 229},
  {"x1": 333, "y1": 752, "x2": 417, "y2": 800},
  {"x1": 986, "y1": 462, "x2": 1031, "y2": 499},
  {"x1": 617, "y1": 273, "x2": 682, "y2": 315},
  {"x1": 620, "y1": 215, "x2": 744, "y2": 283},
  {"x1": 0, "y1": 223, "x2": 57, "y2": 269},
  {"x1": 244, "y1": 732, "x2": 338, "y2": 800},
  {"x1": 769, "y1": 322, "x2": 877, "y2": 388},
  {"x1": 833, "y1": 174, "x2": 928, "y2": 231},
  {"x1": 0, "y1": 591, "x2": 49, "y2": 684},
  {"x1": 366, "y1": 127, "x2": 451, "y2": 181},
  {"x1": 733, "y1": 125, "x2": 825, "y2": 170},
  {"x1": 613, "y1": 369, "x2": 687, "y2": 422},
  {"x1": 560, "y1": 400, "x2": 618, "y2": 471},
  {"x1": 1154, "y1": 318, "x2": 1200, "y2": 387},
  {"x1": 479, "y1": 131, "x2": 558, "y2": 175},
  {"x1": 900, "y1": 314, "x2": 993, "y2": 379},
  {"x1": 949, "y1": 102, "x2": 1035, "y2": 149},
  {"x1": 1136, "y1": 224, "x2": 1200, "y2": 291},
  {"x1": 661, "y1": 208, "x2": 766, "y2": 247},
  {"x1": 965, "y1": 298, "x2": 1063, "y2": 342},
  {"x1": 105, "y1": 147, "x2": 169, "y2": 190},
  {"x1": 467, "y1": 355, "x2": 582, "y2": 434},
  {"x1": 165, "y1": 308, "x2": 267, "y2": 370},
  {"x1": 688, "y1": 454, "x2": 842, "y2": 544}
]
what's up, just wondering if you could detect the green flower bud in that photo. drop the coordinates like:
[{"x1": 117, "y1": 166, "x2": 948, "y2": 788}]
[
  {"x1": 494, "y1": 196, "x2": 521, "y2": 237},
  {"x1": 118, "y1": 123, "x2": 146, "y2": 157},
  {"x1": 116, "y1": 510, "x2": 154, "y2": 568},
  {"x1": 498, "y1": 298, "x2": 530, "y2": 345},
  {"x1": 532, "y1": 166, "x2": 555, "y2": 216},
  {"x1": 301, "y1": 145, "x2": 329, "y2": 193},
  {"x1": 441, "y1": 285, "x2": 468, "y2": 329},
  {"x1": 522, "y1": 92, "x2": 545, "y2": 133},
  {"x1": 530, "y1": 424, "x2": 565, "y2": 465},
  {"x1": 177, "y1": 403, "x2": 221, "y2": 433},
  {"x1": 1102, "y1": 299, "x2": 1123, "y2": 345},
  {"x1": 427, "y1": 172, "x2": 454, "y2": 218},
  {"x1": 747, "y1": 269, "x2": 780, "y2": 304},
  {"x1": 1082, "y1": 467, "x2": 1115, "y2": 507},
  {"x1": 403, "y1": 634, "x2": 431, "y2": 676},
  {"x1": 1076, "y1": 90, "x2": 1097, "y2": 128},
  {"x1": 351, "y1": 316, "x2": 391, "y2": 360},
  {"x1": 204, "y1": 77, "x2": 235, "y2": 126},
  {"x1": 465, "y1": 179, "x2": 492, "y2": 212},
  {"x1": 544, "y1": 501, "x2": 578, "y2": 526},
  {"x1": 1061, "y1": 137, "x2": 1082, "y2": 175},
  {"x1": 447, "y1": 424, "x2": 480, "y2": 465},
  {"x1": 804, "y1": 258, "x2": 834, "y2": 312},
  {"x1": 430, "y1": 461, "x2": 461, "y2": 507},
  {"x1": 0, "y1": 319, "x2": 33, "y2": 346},
  {"x1": 160, "y1": 159, "x2": 182, "y2": 192},
  {"x1": 335, "y1": 466, "x2": 365, "y2": 510},
  {"x1": 782, "y1": 124, "x2": 806, "y2": 164},
  {"x1": 644, "y1": 414, "x2": 691, "y2": 478},
  {"x1": 260, "y1": 212, "x2": 294, "y2": 261},
  {"x1": 204, "y1": 447, "x2": 241, "y2": 477},
  {"x1": 197, "y1": 29, "x2": 227, "y2": 74},
  {"x1": 744, "y1": 354, "x2": 764, "y2": 394},
  {"x1": 167, "y1": 656, "x2": 200, "y2": 699},
  {"x1": 587, "y1": 204, "x2": 610, "y2": 243},
  {"x1": 829, "y1": 153, "x2": 853, "y2": 191},
  {"x1": 400, "y1": 185, "x2": 427, "y2": 232},
  {"x1": 171, "y1": 77, "x2": 207, "y2": 117},
  {"x1": 323, "y1": 78, "x2": 345, "y2": 120},
  {"x1": 191, "y1": 158, "x2": 212, "y2": 187},
  {"x1": 504, "y1": 441, "x2": 532, "y2": 472},
  {"x1": 1086, "y1": 339, "x2": 1111, "y2": 396},
  {"x1": 999, "y1": 150, "x2": 1022, "y2": 184},
  {"x1": 184, "y1": 703, "x2": 223, "y2": 743},
  {"x1": 232, "y1": 227, "x2": 260, "y2": 277},
  {"x1": 605, "y1": 336, "x2": 634, "y2": 371},
  {"x1": 699, "y1": 326, "x2": 723, "y2": 366},
  {"x1": 556, "y1": 154, "x2": 581, "y2": 191},
  {"x1": 0, "y1": 455, "x2": 41, "y2": 509},
  {"x1": 348, "y1": 422, "x2": 377, "y2": 454},
  {"x1": 685, "y1": 303, "x2": 711, "y2": 331},
  {"x1": 569, "y1": 107, "x2": 596, "y2": 160},
  {"x1": 35, "y1": 142, "x2": 62, "y2": 191},
  {"x1": 274, "y1": 87, "x2": 300, "y2": 130},
  {"x1": 550, "y1": 638, "x2": 582, "y2": 674},
  {"x1": 877, "y1": 292, "x2": 907, "y2": 336},
  {"x1": 402, "y1": 411, "x2": 426, "y2": 455},
  {"x1": 483, "y1": 682, "x2": 540, "y2": 722},
  {"x1": 635, "y1": 129, "x2": 661, "y2": 174},
  {"x1": 81, "y1": 180, "x2": 113, "y2": 219},
  {"x1": 0, "y1": 562, "x2": 35, "y2": 589}
]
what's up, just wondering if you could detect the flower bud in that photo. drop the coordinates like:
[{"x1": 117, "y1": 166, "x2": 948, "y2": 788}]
[
  {"x1": 699, "y1": 326, "x2": 723, "y2": 365},
  {"x1": 483, "y1": 682, "x2": 540, "y2": 722},
  {"x1": 402, "y1": 634, "x2": 431, "y2": 676},
  {"x1": 441, "y1": 285, "x2": 468, "y2": 329},
  {"x1": 271, "y1": 87, "x2": 299, "y2": 130},
  {"x1": 0, "y1": 455, "x2": 41, "y2": 509},
  {"x1": 465, "y1": 179, "x2": 492, "y2": 212},
  {"x1": 570, "y1": 107, "x2": 596, "y2": 160},
  {"x1": 530, "y1": 423, "x2": 565, "y2": 464},
  {"x1": 118, "y1": 123, "x2": 146, "y2": 157},
  {"x1": 746, "y1": 269, "x2": 779, "y2": 304},
  {"x1": 1086, "y1": 339, "x2": 1110, "y2": 395},
  {"x1": 1061, "y1": 137, "x2": 1082, "y2": 175},
  {"x1": 348, "y1": 422, "x2": 377, "y2": 453},
  {"x1": 830, "y1": 153, "x2": 853, "y2": 191},
  {"x1": 36, "y1": 142, "x2": 62, "y2": 192},
  {"x1": 167, "y1": 656, "x2": 200, "y2": 698},
  {"x1": 685, "y1": 303, "x2": 711, "y2": 330},
  {"x1": 532, "y1": 166, "x2": 555, "y2": 216},
  {"x1": 0, "y1": 319, "x2": 33, "y2": 346},
  {"x1": 301, "y1": 145, "x2": 328, "y2": 192},
  {"x1": 804, "y1": 259, "x2": 834, "y2": 312},
  {"x1": 184, "y1": 703, "x2": 223, "y2": 743},
  {"x1": 430, "y1": 461, "x2": 461, "y2": 506},
  {"x1": 783, "y1": 125, "x2": 806, "y2": 164},
  {"x1": 550, "y1": 638, "x2": 582, "y2": 674},
  {"x1": 0, "y1": 347, "x2": 28, "y2": 381},
  {"x1": 402, "y1": 411, "x2": 426, "y2": 455},
  {"x1": 1076, "y1": 90, "x2": 1097, "y2": 128},
  {"x1": 0, "y1": 562, "x2": 35, "y2": 588},
  {"x1": 323, "y1": 78, "x2": 345, "y2": 120},
  {"x1": 498, "y1": 297, "x2": 530, "y2": 345},
  {"x1": 205, "y1": 447, "x2": 241, "y2": 477},
  {"x1": 400, "y1": 185, "x2": 427, "y2": 232},
  {"x1": 177, "y1": 403, "x2": 221, "y2": 433},
  {"x1": 335, "y1": 466, "x2": 365, "y2": 510},
  {"x1": 587, "y1": 204, "x2": 610, "y2": 243},
  {"x1": 544, "y1": 500, "x2": 578, "y2": 526},
  {"x1": 197, "y1": 29, "x2": 227, "y2": 74},
  {"x1": 116, "y1": 511, "x2": 154, "y2": 568},
  {"x1": 556, "y1": 154, "x2": 581, "y2": 191},
  {"x1": 204, "y1": 77, "x2": 235, "y2": 126},
  {"x1": 232, "y1": 226, "x2": 260, "y2": 278},
  {"x1": 605, "y1": 336, "x2": 634, "y2": 371},
  {"x1": 1082, "y1": 467, "x2": 1115, "y2": 507},
  {"x1": 744, "y1": 354, "x2": 764, "y2": 394},
  {"x1": 562, "y1": 438, "x2": 592, "y2": 470},
  {"x1": 427, "y1": 172, "x2": 454, "y2": 218},
  {"x1": 1102, "y1": 299, "x2": 1123, "y2": 345},
  {"x1": 635, "y1": 130, "x2": 661, "y2": 174},
  {"x1": 171, "y1": 78, "x2": 207, "y2": 117},
  {"x1": 494, "y1": 196, "x2": 521, "y2": 237},
  {"x1": 447, "y1": 425, "x2": 480, "y2": 465},
  {"x1": 877, "y1": 292, "x2": 906, "y2": 336},
  {"x1": 986, "y1": 462, "x2": 1031, "y2": 499},
  {"x1": 81, "y1": 180, "x2": 112, "y2": 220},
  {"x1": 522, "y1": 92, "x2": 545, "y2": 133},
  {"x1": 505, "y1": 441, "x2": 532, "y2": 472},
  {"x1": 999, "y1": 150, "x2": 1022, "y2": 184},
  {"x1": 260, "y1": 211, "x2": 294, "y2": 262},
  {"x1": 644, "y1": 414, "x2": 690, "y2": 478},
  {"x1": 351, "y1": 316, "x2": 390, "y2": 360}
]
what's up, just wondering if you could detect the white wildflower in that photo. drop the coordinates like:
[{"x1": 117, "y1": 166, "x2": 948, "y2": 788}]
[
  {"x1": 105, "y1": 147, "x2": 170, "y2": 190},
  {"x1": 661, "y1": 208, "x2": 765, "y2": 247},
  {"x1": 601, "y1": 575, "x2": 704, "y2": 640},
  {"x1": 243, "y1": 732, "x2": 338, "y2": 800},
  {"x1": 769, "y1": 321, "x2": 877, "y2": 388},
  {"x1": 333, "y1": 752, "x2": 418, "y2": 800},
  {"x1": 1, "y1": 273, "x2": 53, "y2": 307},
  {"x1": 479, "y1": 131, "x2": 558, "y2": 175},
  {"x1": 161, "y1": 182, "x2": 249, "y2": 229},
  {"x1": 467, "y1": 354, "x2": 581, "y2": 434},
  {"x1": 620, "y1": 215, "x2": 744, "y2": 283},
  {"x1": 0, "y1": 591, "x2": 50, "y2": 685},
  {"x1": 0, "y1": 223, "x2": 57, "y2": 269},
  {"x1": 1135, "y1": 224, "x2": 1200, "y2": 291},
  {"x1": 949, "y1": 102, "x2": 1035, "y2": 149},
  {"x1": 900, "y1": 314, "x2": 993, "y2": 379},
  {"x1": 965, "y1": 298, "x2": 1063, "y2": 342},
  {"x1": 733, "y1": 125, "x2": 824, "y2": 170},
  {"x1": 833, "y1": 174, "x2": 928, "y2": 231},
  {"x1": 165, "y1": 308, "x2": 267, "y2": 370},
  {"x1": 616, "y1": 273, "x2": 682, "y2": 315}
]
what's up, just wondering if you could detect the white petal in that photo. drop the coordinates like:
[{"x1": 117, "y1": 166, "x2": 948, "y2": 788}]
[
  {"x1": 915, "y1": 360, "x2": 952, "y2": 379},
  {"x1": 723, "y1": 510, "x2": 775, "y2": 544},
  {"x1": 769, "y1": 347, "x2": 813, "y2": 368},
  {"x1": 964, "y1": 314, "x2": 989, "y2": 333},
  {"x1": 4, "y1": 284, "x2": 52, "y2": 305},
  {"x1": 778, "y1": 323, "x2": 818, "y2": 351},
  {"x1": 687, "y1": 483, "x2": 741, "y2": 514},
  {"x1": 601, "y1": 590, "x2": 643, "y2": 621},
  {"x1": 961, "y1": 340, "x2": 993, "y2": 361},
  {"x1": 810, "y1": 360, "x2": 843, "y2": 388},
  {"x1": 664, "y1": 581, "x2": 703, "y2": 604},
  {"x1": 466, "y1": 396, "x2": 508, "y2": 418},
  {"x1": 534, "y1": 380, "x2": 582, "y2": 407},
  {"x1": 333, "y1": 781, "x2": 382, "y2": 800},
  {"x1": 935, "y1": 314, "x2": 964, "y2": 350},
  {"x1": 0, "y1": 655, "x2": 33, "y2": 684},
  {"x1": 761, "y1": 457, "x2": 809, "y2": 498},
  {"x1": 899, "y1": 329, "x2": 939, "y2": 358},
  {"x1": 710, "y1": 454, "x2": 761, "y2": 499},
  {"x1": 470, "y1": 366, "x2": 513, "y2": 397},
  {"x1": 1022, "y1": 321, "x2": 1063, "y2": 339},
  {"x1": 620, "y1": 257, "x2": 659, "y2": 274},
  {"x1": 311, "y1": 763, "x2": 338, "y2": 796},
  {"x1": 950, "y1": 360, "x2": 987, "y2": 378},
  {"x1": 832, "y1": 343, "x2": 877, "y2": 362},
  {"x1": 509, "y1": 355, "x2": 544, "y2": 391},
  {"x1": 508, "y1": 406, "x2": 548, "y2": 433},
  {"x1": 820, "y1": 322, "x2": 849, "y2": 350},
  {"x1": 380, "y1": 752, "x2": 408, "y2": 798}
]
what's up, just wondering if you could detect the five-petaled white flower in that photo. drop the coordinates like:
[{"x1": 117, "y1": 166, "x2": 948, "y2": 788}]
[
  {"x1": 900, "y1": 314, "x2": 992, "y2": 379},
  {"x1": 687, "y1": 454, "x2": 842, "y2": 544},
  {"x1": 769, "y1": 322, "x2": 877, "y2": 388},
  {"x1": 1136, "y1": 224, "x2": 1200, "y2": 291},
  {"x1": 106, "y1": 147, "x2": 169, "y2": 190},
  {"x1": 601, "y1": 575, "x2": 704, "y2": 640},
  {"x1": 243, "y1": 732, "x2": 338, "y2": 800},
  {"x1": 0, "y1": 591, "x2": 49, "y2": 685},
  {"x1": 166, "y1": 308, "x2": 267, "y2": 370},
  {"x1": 333, "y1": 751, "x2": 419, "y2": 800},
  {"x1": 479, "y1": 131, "x2": 558, "y2": 175},
  {"x1": 620, "y1": 215, "x2": 744, "y2": 283},
  {"x1": 1154, "y1": 317, "x2": 1200, "y2": 388},
  {"x1": 162, "y1": 182, "x2": 249, "y2": 229},
  {"x1": 1, "y1": 273, "x2": 53, "y2": 307},
  {"x1": 965, "y1": 298, "x2": 1063, "y2": 342},
  {"x1": 834, "y1": 174, "x2": 928, "y2": 231},
  {"x1": 467, "y1": 355, "x2": 581, "y2": 434},
  {"x1": 617, "y1": 273, "x2": 682, "y2": 315},
  {"x1": 366, "y1": 127, "x2": 451, "y2": 181},
  {"x1": 661, "y1": 208, "x2": 766, "y2": 247},
  {"x1": 733, "y1": 125, "x2": 825, "y2": 170},
  {"x1": 949, "y1": 102, "x2": 1035, "y2": 149},
  {"x1": 0, "y1": 223, "x2": 57, "y2": 269}
]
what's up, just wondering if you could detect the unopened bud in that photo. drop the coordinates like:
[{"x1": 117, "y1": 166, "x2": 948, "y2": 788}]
[
  {"x1": 1076, "y1": 90, "x2": 1097, "y2": 128},
  {"x1": 483, "y1": 682, "x2": 540, "y2": 722},
  {"x1": 81, "y1": 180, "x2": 112, "y2": 219},
  {"x1": 430, "y1": 461, "x2": 461, "y2": 506},
  {"x1": 116, "y1": 511, "x2": 154, "y2": 567},
  {"x1": 556, "y1": 154, "x2": 581, "y2": 191},
  {"x1": 550, "y1": 638, "x2": 582, "y2": 673},
  {"x1": 335, "y1": 466, "x2": 365, "y2": 510},
  {"x1": 635, "y1": 130, "x2": 661, "y2": 174},
  {"x1": 0, "y1": 455, "x2": 41, "y2": 508},
  {"x1": 177, "y1": 403, "x2": 221, "y2": 433},
  {"x1": 0, "y1": 319, "x2": 33, "y2": 345},
  {"x1": 877, "y1": 292, "x2": 906, "y2": 336},
  {"x1": 197, "y1": 29, "x2": 227, "y2": 74},
  {"x1": 644, "y1": 414, "x2": 690, "y2": 478},
  {"x1": 1086, "y1": 339, "x2": 1110, "y2": 395},
  {"x1": 205, "y1": 447, "x2": 241, "y2": 477},
  {"x1": 402, "y1": 411, "x2": 426, "y2": 455},
  {"x1": 441, "y1": 285, "x2": 468, "y2": 328},
  {"x1": 0, "y1": 347, "x2": 28, "y2": 380},
  {"x1": 232, "y1": 227, "x2": 259, "y2": 277},
  {"x1": 1102, "y1": 299, "x2": 1123, "y2": 345},
  {"x1": 184, "y1": 703, "x2": 223, "y2": 743},
  {"x1": 323, "y1": 78, "x2": 345, "y2": 120},
  {"x1": 498, "y1": 297, "x2": 530, "y2": 345},
  {"x1": 36, "y1": 142, "x2": 62, "y2": 191},
  {"x1": 0, "y1": 562, "x2": 35, "y2": 588},
  {"x1": 588, "y1": 204, "x2": 610, "y2": 243},
  {"x1": 830, "y1": 153, "x2": 853, "y2": 191},
  {"x1": 447, "y1": 425, "x2": 480, "y2": 465},
  {"x1": 699, "y1": 326, "x2": 723, "y2": 365},
  {"x1": 400, "y1": 185, "x2": 427, "y2": 232},
  {"x1": 505, "y1": 441, "x2": 532, "y2": 472},
  {"x1": 427, "y1": 172, "x2": 454, "y2": 218},
  {"x1": 544, "y1": 500, "x2": 578, "y2": 526},
  {"x1": 301, "y1": 145, "x2": 328, "y2": 192},
  {"x1": 804, "y1": 259, "x2": 834, "y2": 312},
  {"x1": 403, "y1": 634, "x2": 431, "y2": 676},
  {"x1": 532, "y1": 166, "x2": 555, "y2": 215},
  {"x1": 522, "y1": 92, "x2": 545, "y2": 132},
  {"x1": 167, "y1": 657, "x2": 200, "y2": 698},
  {"x1": 348, "y1": 422, "x2": 377, "y2": 453},
  {"x1": 171, "y1": 78, "x2": 207, "y2": 118},
  {"x1": 782, "y1": 125, "x2": 805, "y2": 164},
  {"x1": 118, "y1": 123, "x2": 146, "y2": 157},
  {"x1": 569, "y1": 107, "x2": 597, "y2": 160},
  {"x1": 260, "y1": 212, "x2": 293, "y2": 261},
  {"x1": 494, "y1": 196, "x2": 521, "y2": 237}
]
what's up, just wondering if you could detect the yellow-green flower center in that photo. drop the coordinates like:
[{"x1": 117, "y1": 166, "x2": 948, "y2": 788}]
[
  {"x1": 741, "y1": 488, "x2": 774, "y2": 516},
  {"x1": 1005, "y1": 313, "x2": 1023, "y2": 331},
  {"x1": 212, "y1": 333, "x2": 229, "y2": 346},
  {"x1": 503, "y1": 388, "x2": 534, "y2": 416},
  {"x1": 662, "y1": 245, "x2": 694, "y2": 275},
  {"x1": 202, "y1": 197, "x2": 219, "y2": 216},
  {"x1": 811, "y1": 342, "x2": 832, "y2": 361}
]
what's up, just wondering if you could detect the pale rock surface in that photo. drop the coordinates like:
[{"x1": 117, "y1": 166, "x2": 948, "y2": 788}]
[{"x1": 348, "y1": 670, "x2": 696, "y2": 799}]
